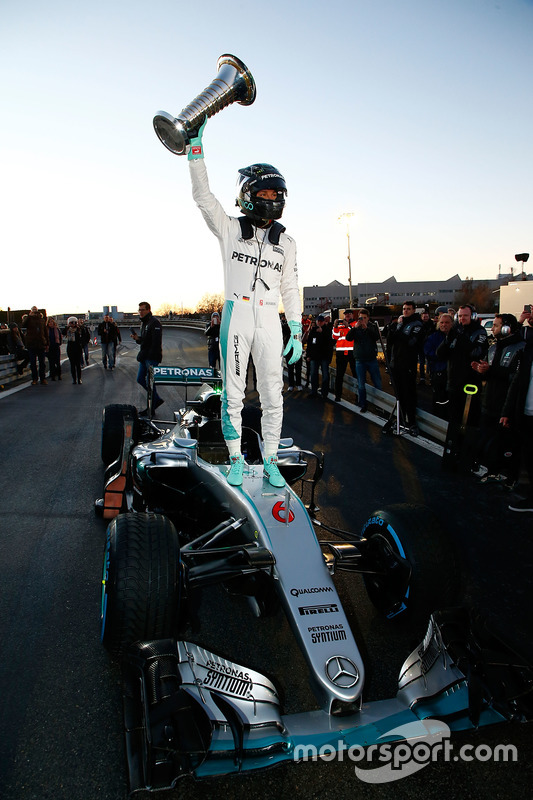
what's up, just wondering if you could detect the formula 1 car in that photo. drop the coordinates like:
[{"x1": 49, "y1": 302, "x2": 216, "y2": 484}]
[{"x1": 97, "y1": 367, "x2": 532, "y2": 794}]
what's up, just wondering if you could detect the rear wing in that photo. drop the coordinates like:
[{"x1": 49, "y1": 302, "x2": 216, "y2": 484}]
[{"x1": 147, "y1": 366, "x2": 222, "y2": 417}]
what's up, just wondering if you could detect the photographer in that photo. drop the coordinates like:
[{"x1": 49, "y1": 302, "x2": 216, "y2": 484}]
[
  {"x1": 306, "y1": 314, "x2": 333, "y2": 399},
  {"x1": 345, "y1": 308, "x2": 382, "y2": 413},
  {"x1": 332, "y1": 309, "x2": 356, "y2": 402}
]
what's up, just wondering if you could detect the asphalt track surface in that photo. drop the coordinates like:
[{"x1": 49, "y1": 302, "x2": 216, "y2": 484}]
[{"x1": 0, "y1": 327, "x2": 531, "y2": 800}]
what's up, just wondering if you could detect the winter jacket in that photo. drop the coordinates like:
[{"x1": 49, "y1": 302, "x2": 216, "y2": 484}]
[
  {"x1": 22, "y1": 313, "x2": 47, "y2": 350},
  {"x1": 436, "y1": 320, "x2": 488, "y2": 391},
  {"x1": 424, "y1": 330, "x2": 448, "y2": 373},
  {"x1": 345, "y1": 321, "x2": 379, "y2": 361},
  {"x1": 332, "y1": 320, "x2": 356, "y2": 352},
  {"x1": 137, "y1": 312, "x2": 162, "y2": 363},
  {"x1": 305, "y1": 323, "x2": 334, "y2": 361},
  {"x1": 481, "y1": 333, "x2": 525, "y2": 417},
  {"x1": 98, "y1": 321, "x2": 121, "y2": 345},
  {"x1": 387, "y1": 313, "x2": 424, "y2": 369}
]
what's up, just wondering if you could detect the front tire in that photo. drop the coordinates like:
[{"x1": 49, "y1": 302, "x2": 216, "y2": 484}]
[
  {"x1": 361, "y1": 504, "x2": 459, "y2": 632},
  {"x1": 101, "y1": 404, "x2": 138, "y2": 466},
  {"x1": 101, "y1": 512, "x2": 183, "y2": 657}
]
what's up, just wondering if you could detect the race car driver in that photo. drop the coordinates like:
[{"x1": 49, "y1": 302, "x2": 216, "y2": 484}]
[{"x1": 186, "y1": 119, "x2": 302, "y2": 488}]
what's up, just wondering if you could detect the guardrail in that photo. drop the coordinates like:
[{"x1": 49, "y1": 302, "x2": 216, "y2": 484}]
[
  {"x1": 0, "y1": 354, "x2": 28, "y2": 389},
  {"x1": 338, "y1": 373, "x2": 447, "y2": 443}
]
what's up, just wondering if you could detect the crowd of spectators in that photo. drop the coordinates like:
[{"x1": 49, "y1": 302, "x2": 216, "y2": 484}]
[
  {"x1": 0, "y1": 308, "x2": 111, "y2": 385},
  {"x1": 272, "y1": 302, "x2": 533, "y2": 511}
]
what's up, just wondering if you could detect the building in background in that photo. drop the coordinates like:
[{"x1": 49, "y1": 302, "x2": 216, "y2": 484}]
[{"x1": 303, "y1": 273, "x2": 530, "y2": 315}]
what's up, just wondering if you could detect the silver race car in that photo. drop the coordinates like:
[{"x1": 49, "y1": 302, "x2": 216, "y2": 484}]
[{"x1": 96, "y1": 367, "x2": 532, "y2": 794}]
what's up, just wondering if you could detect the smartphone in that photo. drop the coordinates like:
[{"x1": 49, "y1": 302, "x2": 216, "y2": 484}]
[
  {"x1": 524, "y1": 305, "x2": 531, "y2": 313},
  {"x1": 130, "y1": 327, "x2": 137, "y2": 335}
]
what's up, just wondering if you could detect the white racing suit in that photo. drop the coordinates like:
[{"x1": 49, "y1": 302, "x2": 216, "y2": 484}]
[{"x1": 189, "y1": 159, "x2": 301, "y2": 450}]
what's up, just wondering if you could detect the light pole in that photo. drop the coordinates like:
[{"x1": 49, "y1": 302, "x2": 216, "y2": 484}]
[{"x1": 338, "y1": 212, "x2": 355, "y2": 308}]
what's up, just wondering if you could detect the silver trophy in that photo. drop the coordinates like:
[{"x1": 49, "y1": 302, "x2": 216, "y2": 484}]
[{"x1": 153, "y1": 54, "x2": 256, "y2": 155}]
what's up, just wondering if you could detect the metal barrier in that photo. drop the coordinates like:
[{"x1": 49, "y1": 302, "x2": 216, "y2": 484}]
[
  {"x1": 305, "y1": 366, "x2": 448, "y2": 444},
  {"x1": 0, "y1": 354, "x2": 28, "y2": 389}
]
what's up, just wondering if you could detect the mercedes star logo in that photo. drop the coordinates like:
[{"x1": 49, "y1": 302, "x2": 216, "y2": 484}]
[{"x1": 325, "y1": 656, "x2": 359, "y2": 688}]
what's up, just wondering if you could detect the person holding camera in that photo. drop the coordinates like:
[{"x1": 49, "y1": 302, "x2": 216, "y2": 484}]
[
  {"x1": 332, "y1": 309, "x2": 357, "y2": 402},
  {"x1": 345, "y1": 308, "x2": 382, "y2": 413},
  {"x1": 306, "y1": 314, "x2": 334, "y2": 399}
]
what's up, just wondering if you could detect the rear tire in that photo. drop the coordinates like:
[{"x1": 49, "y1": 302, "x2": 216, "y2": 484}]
[
  {"x1": 101, "y1": 512, "x2": 183, "y2": 657},
  {"x1": 361, "y1": 504, "x2": 459, "y2": 633},
  {"x1": 101, "y1": 403, "x2": 138, "y2": 466}
]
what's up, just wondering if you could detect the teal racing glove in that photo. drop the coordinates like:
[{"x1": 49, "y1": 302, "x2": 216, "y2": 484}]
[
  {"x1": 283, "y1": 320, "x2": 303, "y2": 365},
  {"x1": 187, "y1": 116, "x2": 207, "y2": 161}
]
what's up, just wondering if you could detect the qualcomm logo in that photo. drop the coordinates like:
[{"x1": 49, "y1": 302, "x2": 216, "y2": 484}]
[{"x1": 325, "y1": 656, "x2": 359, "y2": 688}]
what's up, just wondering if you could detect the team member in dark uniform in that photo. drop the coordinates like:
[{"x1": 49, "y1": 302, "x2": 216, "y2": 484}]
[
  {"x1": 472, "y1": 313, "x2": 524, "y2": 484},
  {"x1": 383, "y1": 301, "x2": 424, "y2": 435}
]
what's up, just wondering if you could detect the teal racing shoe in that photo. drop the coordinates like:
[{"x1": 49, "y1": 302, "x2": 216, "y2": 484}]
[
  {"x1": 227, "y1": 454, "x2": 245, "y2": 486},
  {"x1": 263, "y1": 455, "x2": 286, "y2": 488}
]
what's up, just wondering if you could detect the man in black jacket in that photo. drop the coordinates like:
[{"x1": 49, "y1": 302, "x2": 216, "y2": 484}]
[
  {"x1": 305, "y1": 314, "x2": 333, "y2": 399},
  {"x1": 501, "y1": 313, "x2": 533, "y2": 510},
  {"x1": 384, "y1": 301, "x2": 423, "y2": 435},
  {"x1": 436, "y1": 304, "x2": 488, "y2": 469},
  {"x1": 98, "y1": 314, "x2": 121, "y2": 370},
  {"x1": 436, "y1": 305, "x2": 488, "y2": 427},
  {"x1": 471, "y1": 314, "x2": 524, "y2": 483},
  {"x1": 131, "y1": 301, "x2": 163, "y2": 414}
]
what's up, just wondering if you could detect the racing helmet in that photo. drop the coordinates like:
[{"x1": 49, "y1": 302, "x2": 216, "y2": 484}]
[{"x1": 236, "y1": 163, "x2": 287, "y2": 224}]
